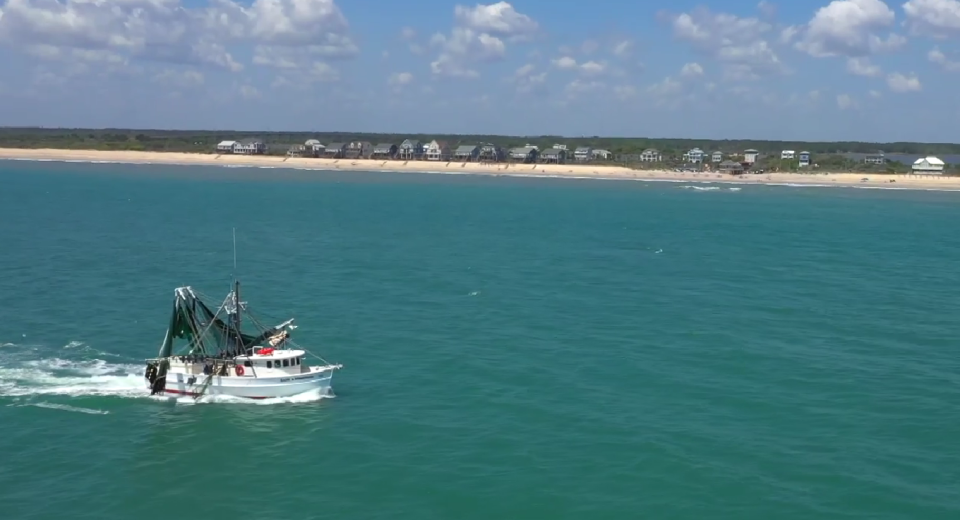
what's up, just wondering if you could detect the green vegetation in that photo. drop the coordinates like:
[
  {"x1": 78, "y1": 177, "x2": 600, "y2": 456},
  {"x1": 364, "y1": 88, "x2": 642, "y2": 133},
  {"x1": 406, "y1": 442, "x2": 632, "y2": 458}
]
[{"x1": 0, "y1": 127, "x2": 957, "y2": 173}]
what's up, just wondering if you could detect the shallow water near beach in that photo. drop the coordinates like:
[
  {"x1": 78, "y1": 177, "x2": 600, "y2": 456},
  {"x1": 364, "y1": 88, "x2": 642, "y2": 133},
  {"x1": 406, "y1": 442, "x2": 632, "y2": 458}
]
[{"x1": 1, "y1": 160, "x2": 959, "y2": 519}]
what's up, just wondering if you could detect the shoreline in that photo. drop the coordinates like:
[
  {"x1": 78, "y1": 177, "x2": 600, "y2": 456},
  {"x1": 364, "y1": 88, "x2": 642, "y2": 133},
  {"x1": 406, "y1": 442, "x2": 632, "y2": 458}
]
[{"x1": 2, "y1": 148, "x2": 960, "y2": 192}]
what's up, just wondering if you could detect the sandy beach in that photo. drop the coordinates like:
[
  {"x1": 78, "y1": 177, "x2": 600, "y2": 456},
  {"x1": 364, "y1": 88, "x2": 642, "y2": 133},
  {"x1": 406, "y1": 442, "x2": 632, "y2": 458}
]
[{"x1": 2, "y1": 147, "x2": 959, "y2": 191}]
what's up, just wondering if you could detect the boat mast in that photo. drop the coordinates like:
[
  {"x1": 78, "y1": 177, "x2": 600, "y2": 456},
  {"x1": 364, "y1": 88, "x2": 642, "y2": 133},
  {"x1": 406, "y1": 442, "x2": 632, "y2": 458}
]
[{"x1": 232, "y1": 228, "x2": 241, "y2": 332}]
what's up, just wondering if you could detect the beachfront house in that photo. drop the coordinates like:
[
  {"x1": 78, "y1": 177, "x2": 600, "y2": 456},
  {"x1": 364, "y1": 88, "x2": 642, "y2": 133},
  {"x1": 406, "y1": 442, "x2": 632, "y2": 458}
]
[
  {"x1": 305, "y1": 139, "x2": 325, "y2": 157},
  {"x1": 216, "y1": 140, "x2": 238, "y2": 153},
  {"x1": 510, "y1": 146, "x2": 538, "y2": 163},
  {"x1": 912, "y1": 156, "x2": 945, "y2": 174},
  {"x1": 287, "y1": 144, "x2": 306, "y2": 157},
  {"x1": 743, "y1": 149, "x2": 760, "y2": 164},
  {"x1": 781, "y1": 150, "x2": 796, "y2": 160},
  {"x1": 478, "y1": 143, "x2": 504, "y2": 162},
  {"x1": 864, "y1": 152, "x2": 886, "y2": 165},
  {"x1": 424, "y1": 140, "x2": 451, "y2": 161},
  {"x1": 345, "y1": 141, "x2": 373, "y2": 159},
  {"x1": 574, "y1": 146, "x2": 592, "y2": 162},
  {"x1": 719, "y1": 160, "x2": 744, "y2": 175},
  {"x1": 541, "y1": 147, "x2": 567, "y2": 164},
  {"x1": 372, "y1": 143, "x2": 398, "y2": 159},
  {"x1": 454, "y1": 144, "x2": 480, "y2": 161},
  {"x1": 235, "y1": 138, "x2": 266, "y2": 155},
  {"x1": 711, "y1": 151, "x2": 723, "y2": 163},
  {"x1": 324, "y1": 143, "x2": 346, "y2": 158},
  {"x1": 683, "y1": 148, "x2": 705, "y2": 163},
  {"x1": 592, "y1": 149, "x2": 611, "y2": 160},
  {"x1": 640, "y1": 149, "x2": 662, "y2": 162},
  {"x1": 398, "y1": 139, "x2": 423, "y2": 160},
  {"x1": 799, "y1": 151, "x2": 811, "y2": 167}
]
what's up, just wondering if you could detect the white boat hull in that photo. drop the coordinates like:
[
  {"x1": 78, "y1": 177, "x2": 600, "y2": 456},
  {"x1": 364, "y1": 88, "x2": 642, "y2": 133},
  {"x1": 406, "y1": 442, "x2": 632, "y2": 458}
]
[{"x1": 145, "y1": 366, "x2": 336, "y2": 399}]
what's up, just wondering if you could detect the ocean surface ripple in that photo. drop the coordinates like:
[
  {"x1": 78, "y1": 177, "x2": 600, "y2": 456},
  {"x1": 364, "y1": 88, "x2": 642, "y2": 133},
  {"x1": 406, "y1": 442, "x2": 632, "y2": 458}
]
[{"x1": 1, "y1": 161, "x2": 959, "y2": 520}]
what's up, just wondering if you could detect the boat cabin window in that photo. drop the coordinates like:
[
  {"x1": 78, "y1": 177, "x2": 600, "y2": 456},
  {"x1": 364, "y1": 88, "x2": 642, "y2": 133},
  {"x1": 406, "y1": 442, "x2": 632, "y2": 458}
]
[
  {"x1": 283, "y1": 359, "x2": 289, "y2": 367},
  {"x1": 244, "y1": 360, "x2": 252, "y2": 367},
  {"x1": 266, "y1": 361, "x2": 273, "y2": 369},
  {"x1": 295, "y1": 357, "x2": 301, "y2": 365}
]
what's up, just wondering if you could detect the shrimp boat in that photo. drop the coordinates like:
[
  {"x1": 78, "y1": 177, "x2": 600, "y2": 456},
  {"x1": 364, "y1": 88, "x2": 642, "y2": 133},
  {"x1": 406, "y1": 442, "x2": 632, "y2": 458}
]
[{"x1": 144, "y1": 279, "x2": 342, "y2": 400}]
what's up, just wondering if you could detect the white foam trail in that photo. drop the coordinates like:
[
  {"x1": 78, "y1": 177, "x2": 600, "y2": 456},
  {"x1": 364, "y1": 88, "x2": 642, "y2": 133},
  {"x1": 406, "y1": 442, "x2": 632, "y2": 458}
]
[
  {"x1": 28, "y1": 402, "x2": 110, "y2": 415},
  {"x1": 167, "y1": 387, "x2": 333, "y2": 406},
  {"x1": 679, "y1": 185, "x2": 721, "y2": 191},
  {"x1": 0, "y1": 357, "x2": 147, "y2": 398}
]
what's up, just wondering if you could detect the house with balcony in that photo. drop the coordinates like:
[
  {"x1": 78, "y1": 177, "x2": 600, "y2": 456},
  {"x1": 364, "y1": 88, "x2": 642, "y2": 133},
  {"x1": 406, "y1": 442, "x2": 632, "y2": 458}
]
[
  {"x1": 372, "y1": 143, "x2": 398, "y2": 159},
  {"x1": 781, "y1": 150, "x2": 796, "y2": 160},
  {"x1": 640, "y1": 149, "x2": 661, "y2": 162},
  {"x1": 509, "y1": 146, "x2": 538, "y2": 163},
  {"x1": 541, "y1": 147, "x2": 567, "y2": 164},
  {"x1": 324, "y1": 143, "x2": 346, "y2": 158},
  {"x1": 743, "y1": 149, "x2": 760, "y2": 164},
  {"x1": 398, "y1": 139, "x2": 423, "y2": 160},
  {"x1": 216, "y1": 140, "x2": 238, "y2": 153},
  {"x1": 345, "y1": 141, "x2": 373, "y2": 159},
  {"x1": 864, "y1": 152, "x2": 886, "y2": 164},
  {"x1": 592, "y1": 149, "x2": 611, "y2": 160},
  {"x1": 798, "y1": 151, "x2": 811, "y2": 167},
  {"x1": 912, "y1": 156, "x2": 945, "y2": 174},
  {"x1": 454, "y1": 144, "x2": 480, "y2": 161},
  {"x1": 574, "y1": 146, "x2": 592, "y2": 162},
  {"x1": 424, "y1": 140, "x2": 451, "y2": 161},
  {"x1": 235, "y1": 138, "x2": 266, "y2": 155},
  {"x1": 711, "y1": 151, "x2": 723, "y2": 163},
  {"x1": 683, "y1": 148, "x2": 705, "y2": 163}
]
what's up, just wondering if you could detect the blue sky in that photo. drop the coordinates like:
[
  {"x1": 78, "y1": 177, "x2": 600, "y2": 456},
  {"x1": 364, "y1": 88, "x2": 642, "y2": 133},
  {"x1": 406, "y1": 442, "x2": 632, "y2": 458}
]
[{"x1": 0, "y1": 0, "x2": 958, "y2": 142}]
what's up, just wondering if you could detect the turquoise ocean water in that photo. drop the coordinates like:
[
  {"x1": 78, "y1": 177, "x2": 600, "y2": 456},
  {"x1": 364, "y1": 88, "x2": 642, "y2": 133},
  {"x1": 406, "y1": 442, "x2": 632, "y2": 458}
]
[{"x1": 1, "y1": 160, "x2": 959, "y2": 519}]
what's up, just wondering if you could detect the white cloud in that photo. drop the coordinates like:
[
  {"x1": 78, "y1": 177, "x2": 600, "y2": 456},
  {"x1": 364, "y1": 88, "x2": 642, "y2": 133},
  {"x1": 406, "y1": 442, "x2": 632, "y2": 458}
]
[
  {"x1": 0, "y1": 0, "x2": 357, "y2": 74},
  {"x1": 929, "y1": 46, "x2": 960, "y2": 71},
  {"x1": 836, "y1": 93, "x2": 857, "y2": 109},
  {"x1": 453, "y1": 2, "x2": 538, "y2": 41},
  {"x1": 579, "y1": 60, "x2": 605, "y2": 75},
  {"x1": 154, "y1": 69, "x2": 204, "y2": 87},
  {"x1": 680, "y1": 62, "x2": 704, "y2": 77},
  {"x1": 612, "y1": 40, "x2": 633, "y2": 57},
  {"x1": 581, "y1": 39, "x2": 599, "y2": 54},
  {"x1": 902, "y1": 0, "x2": 960, "y2": 38},
  {"x1": 551, "y1": 56, "x2": 577, "y2": 69},
  {"x1": 887, "y1": 72, "x2": 922, "y2": 92},
  {"x1": 795, "y1": 0, "x2": 905, "y2": 58},
  {"x1": 430, "y1": 2, "x2": 537, "y2": 78},
  {"x1": 510, "y1": 64, "x2": 547, "y2": 94},
  {"x1": 389, "y1": 72, "x2": 413, "y2": 85},
  {"x1": 846, "y1": 57, "x2": 881, "y2": 76},
  {"x1": 669, "y1": 6, "x2": 786, "y2": 79}
]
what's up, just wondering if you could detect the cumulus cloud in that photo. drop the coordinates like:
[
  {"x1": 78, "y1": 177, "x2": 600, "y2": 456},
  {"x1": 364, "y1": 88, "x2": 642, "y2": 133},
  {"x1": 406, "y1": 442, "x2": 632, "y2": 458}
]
[
  {"x1": 667, "y1": 6, "x2": 786, "y2": 79},
  {"x1": 0, "y1": 0, "x2": 358, "y2": 76},
  {"x1": 794, "y1": 0, "x2": 905, "y2": 57},
  {"x1": 430, "y1": 2, "x2": 537, "y2": 78},
  {"x1": 902, "y1": 0, "x2": 960, "y2": 38},
  {"x1": 887, "y1": 72, "x2": 922, "y2": 92}
]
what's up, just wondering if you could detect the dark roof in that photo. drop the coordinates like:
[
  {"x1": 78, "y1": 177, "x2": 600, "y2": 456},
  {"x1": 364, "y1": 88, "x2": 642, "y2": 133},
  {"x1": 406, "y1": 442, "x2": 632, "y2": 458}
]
[
  {"x1": 326, "y1": 142, "x2": 345, "y2": 149},
  {"x1": 239, "y1": 138, "x2": 262, "y2": 145},
  {"x1": 719, "y1": 160, "x2": 742, "y2": 167},
  {"x1": 510, "y1": 146, "x2": 536, "y2": 155},
  {"x1": 575, "y1": 146, "x2": 591, "y2": 152},
  {"x1": 455, "y1": 145, "x2": 478, "y2": 154},
  {"x1": 373, "y1": 143, "x2": 395, "y2": 152},
  {"x1": 542, "y1": 148, "x2": 564, "y2": 156},
  {"x1": 400, "y1": 139, "x2": 421, "y2": 147}
]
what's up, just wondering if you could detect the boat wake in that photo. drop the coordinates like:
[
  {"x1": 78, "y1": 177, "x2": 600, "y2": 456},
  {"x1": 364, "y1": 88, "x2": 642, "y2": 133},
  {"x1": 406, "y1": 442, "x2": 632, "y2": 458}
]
[{"x1": 0, "y1": 342, "x2": 332, "y2": 406}]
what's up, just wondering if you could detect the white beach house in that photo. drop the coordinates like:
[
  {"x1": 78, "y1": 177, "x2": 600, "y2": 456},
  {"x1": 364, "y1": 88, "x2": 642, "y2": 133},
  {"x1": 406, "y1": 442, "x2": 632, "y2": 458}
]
[{"x1": 912, "y1": 156, "x2": 945, "y2": 174}]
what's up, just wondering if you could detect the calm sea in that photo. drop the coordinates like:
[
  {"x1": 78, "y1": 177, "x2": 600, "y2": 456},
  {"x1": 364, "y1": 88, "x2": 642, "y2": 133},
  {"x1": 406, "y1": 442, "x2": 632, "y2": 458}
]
[{"x1": 1, "y1": 161, "x2": 959, "y2": 520}]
